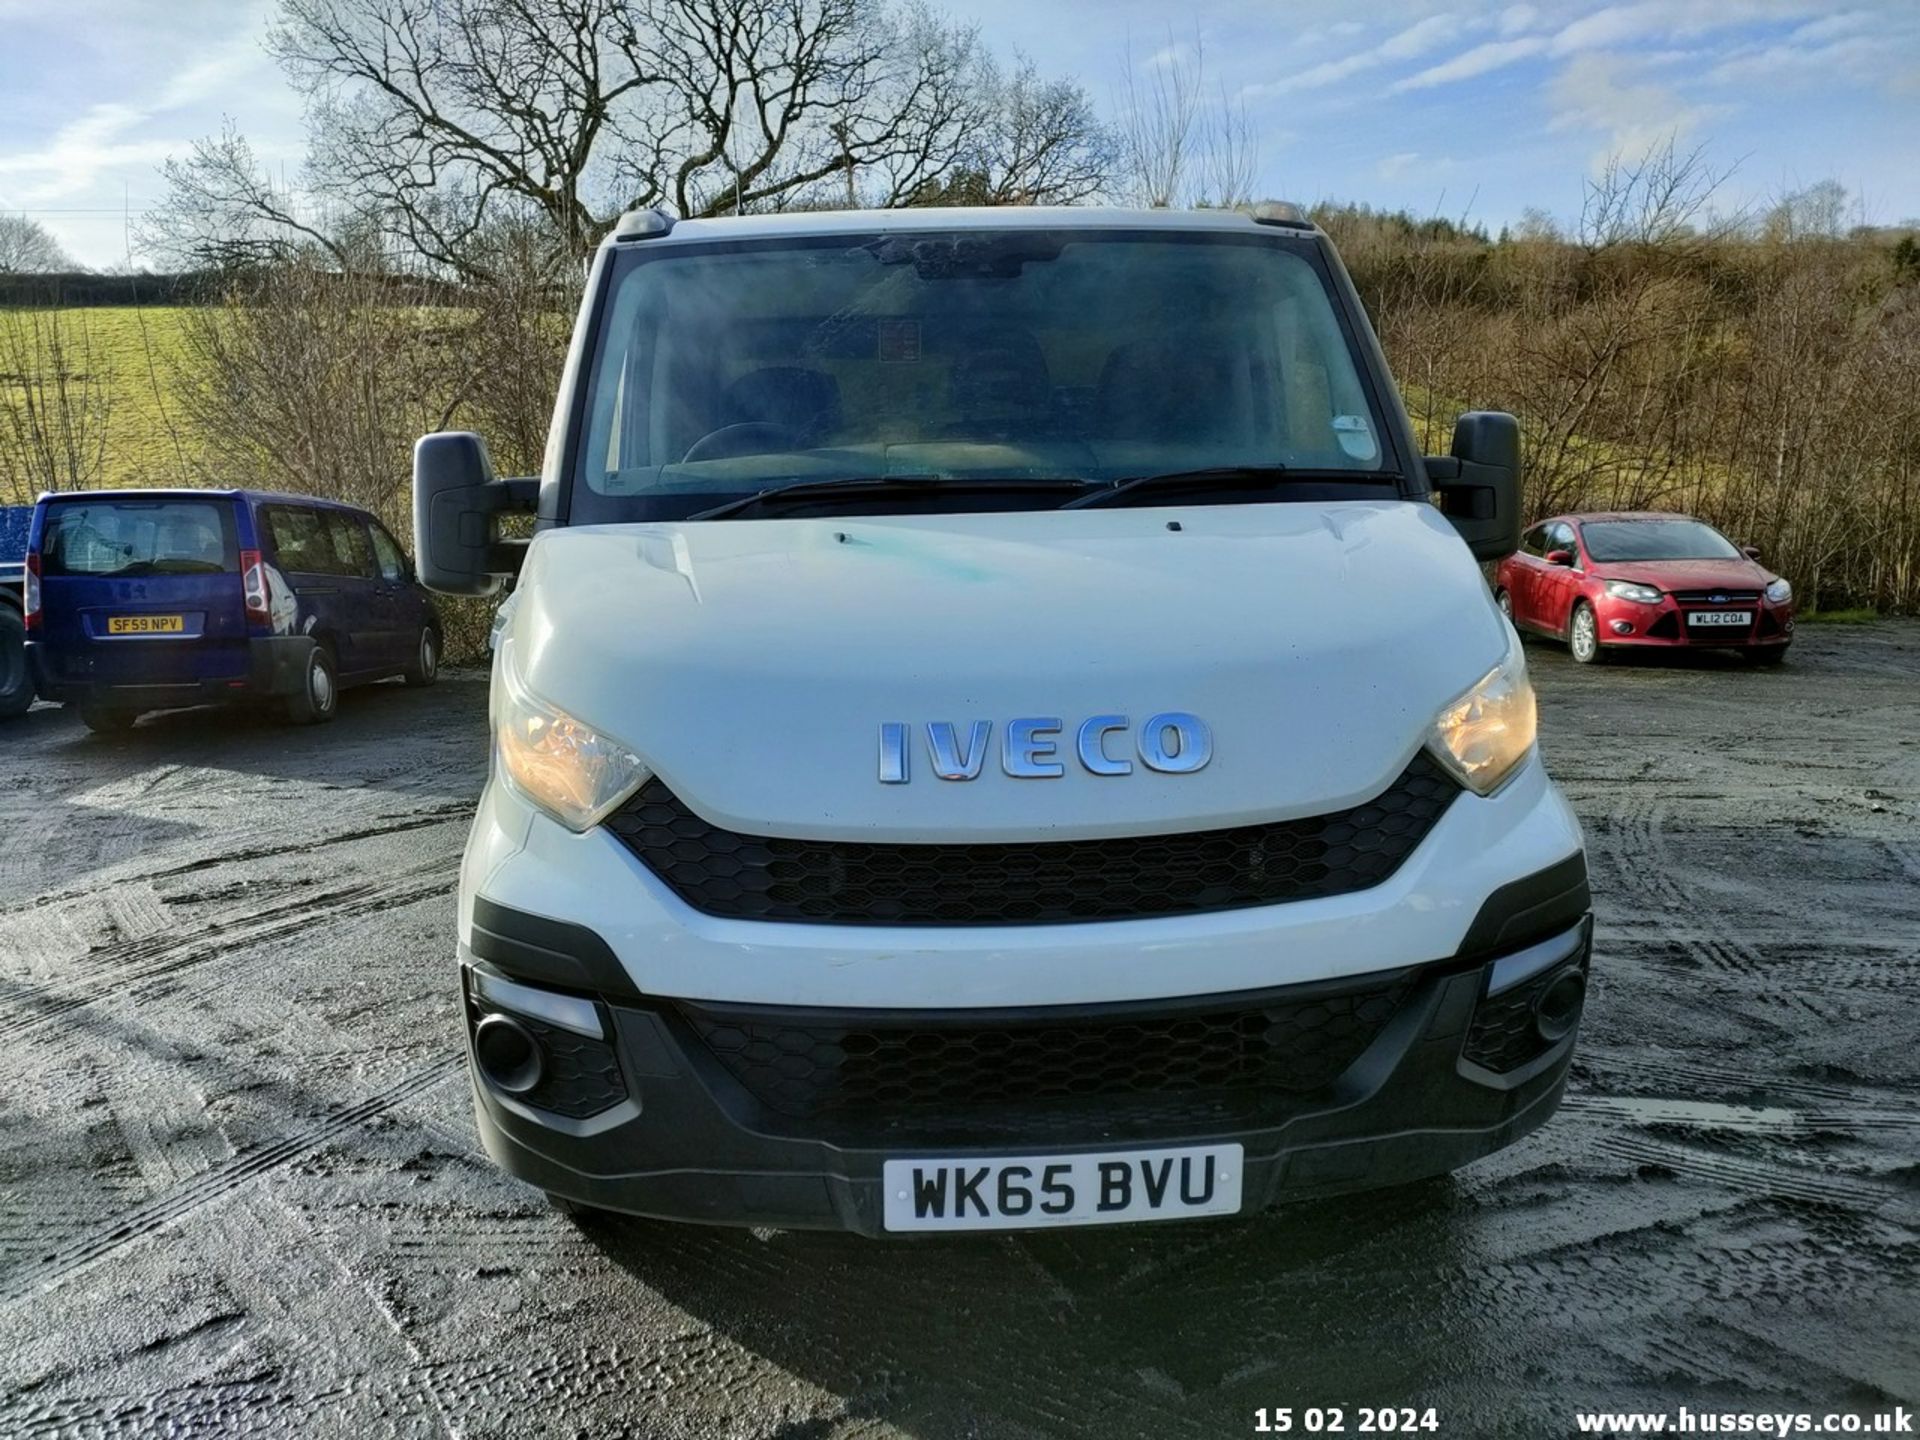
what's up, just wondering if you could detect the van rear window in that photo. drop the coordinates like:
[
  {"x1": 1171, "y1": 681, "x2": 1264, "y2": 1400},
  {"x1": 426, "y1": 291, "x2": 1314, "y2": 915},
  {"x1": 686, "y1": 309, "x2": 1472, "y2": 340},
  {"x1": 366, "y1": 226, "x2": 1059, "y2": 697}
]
[{"x1": 41, "y1": 500, "x2": 238, "y2": 577}]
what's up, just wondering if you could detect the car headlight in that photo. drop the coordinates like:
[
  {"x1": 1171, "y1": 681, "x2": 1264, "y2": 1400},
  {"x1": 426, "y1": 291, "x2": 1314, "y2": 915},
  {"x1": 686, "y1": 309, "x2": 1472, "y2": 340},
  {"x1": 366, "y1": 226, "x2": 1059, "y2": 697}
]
[
  {"x1": 493, "y1": 637, "x2": 649, "y2": 831},
  {"x1": 1428, "y1": 637, "x2": 1538, "y2": 796},
  {"x1": 1604, "y1": 580, "x2": 1662, "y2": 604},
  {"x1": 1765, "y1": 578, "x2": 1791, "y2": 604}
]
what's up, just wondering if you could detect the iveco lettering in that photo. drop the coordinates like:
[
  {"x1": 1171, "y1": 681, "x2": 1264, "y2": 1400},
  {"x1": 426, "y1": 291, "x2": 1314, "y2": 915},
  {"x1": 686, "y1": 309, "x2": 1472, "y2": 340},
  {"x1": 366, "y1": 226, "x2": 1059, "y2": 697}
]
[
  {"x1": 413, "y1": 204, "x2": 1590, "y2": 1235},
  {"x1": 879, "y1": 713, "x2": 1211, "y2": 782}
]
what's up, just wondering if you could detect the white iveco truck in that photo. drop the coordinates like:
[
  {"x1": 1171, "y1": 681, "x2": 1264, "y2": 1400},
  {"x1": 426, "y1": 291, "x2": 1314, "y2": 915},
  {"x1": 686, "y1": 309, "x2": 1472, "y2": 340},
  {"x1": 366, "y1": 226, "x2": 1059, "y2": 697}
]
[{"x1": 414, "y1": 205, "x2": 1590, "y2": 1235}]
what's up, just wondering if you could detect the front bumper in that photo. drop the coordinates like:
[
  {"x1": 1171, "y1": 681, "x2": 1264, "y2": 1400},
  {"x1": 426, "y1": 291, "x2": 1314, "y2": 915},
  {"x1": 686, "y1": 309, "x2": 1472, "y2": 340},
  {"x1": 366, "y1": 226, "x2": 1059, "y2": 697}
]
[
  {"x1": 463, "y1": 871, "x2": 1592, "y2": 1235},
  {"x1": 1590, "y1": 592, "x2": 1794, "y2": 651},
  {"x1": 30, "y1": 635, "x2": 313, "y2": 707}
]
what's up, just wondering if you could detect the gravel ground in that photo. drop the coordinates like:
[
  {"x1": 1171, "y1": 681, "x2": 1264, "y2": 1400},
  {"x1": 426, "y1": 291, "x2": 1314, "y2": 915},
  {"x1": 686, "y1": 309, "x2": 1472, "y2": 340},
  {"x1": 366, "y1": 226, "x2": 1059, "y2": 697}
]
[{"x1": 0, "y1": 624, "x2": 1916, "y2": 1439}]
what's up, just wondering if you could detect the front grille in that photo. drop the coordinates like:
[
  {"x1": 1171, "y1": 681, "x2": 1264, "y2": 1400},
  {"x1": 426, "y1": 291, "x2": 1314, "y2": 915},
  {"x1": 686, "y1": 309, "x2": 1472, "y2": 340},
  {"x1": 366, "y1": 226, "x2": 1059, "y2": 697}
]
[
  {"x1": 1647, "y1": 612, "x2": 1680, "y2": 639},
  {"x1": 679, "y1": 972, "x2": 1411, "y2": 1138},
  {"x1": 605, "y1": 754, "x2": 1459, "y2": 926},
  {"x1": 1670, "y1": 588, "x2": 1760, "y2": 604}
]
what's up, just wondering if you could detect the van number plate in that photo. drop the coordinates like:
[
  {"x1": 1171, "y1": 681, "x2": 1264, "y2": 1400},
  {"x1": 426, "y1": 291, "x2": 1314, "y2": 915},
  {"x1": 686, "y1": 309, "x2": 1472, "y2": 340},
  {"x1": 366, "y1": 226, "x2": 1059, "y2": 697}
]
[
  {"x1": 882, "y1": 1143, "x2": 1242, "y2": 1232},
  {"x1": 107, "y1": 615, "x2": 185, "y2": 634},
  {"x1": 1686, "y1": 610, "x2": 1751, "y2": 628}
]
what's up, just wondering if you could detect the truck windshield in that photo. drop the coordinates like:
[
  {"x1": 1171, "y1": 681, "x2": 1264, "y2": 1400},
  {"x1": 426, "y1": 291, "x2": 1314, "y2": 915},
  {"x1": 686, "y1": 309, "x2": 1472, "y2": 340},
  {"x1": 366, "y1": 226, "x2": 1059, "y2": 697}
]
[
  {"x1": 568, "y1": 229, "x2": 1397, "y2": 521},
  {"x1": 41, "y1": 499, "x2": 239, "y2": 577}
]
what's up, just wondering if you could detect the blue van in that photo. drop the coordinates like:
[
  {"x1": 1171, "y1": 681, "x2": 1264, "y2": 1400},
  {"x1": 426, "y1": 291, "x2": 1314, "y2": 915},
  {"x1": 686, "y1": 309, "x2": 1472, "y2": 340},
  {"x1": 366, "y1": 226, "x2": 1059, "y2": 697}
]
[{"x1": 26, "y1": 489, "x2": 441, "y2": 732}]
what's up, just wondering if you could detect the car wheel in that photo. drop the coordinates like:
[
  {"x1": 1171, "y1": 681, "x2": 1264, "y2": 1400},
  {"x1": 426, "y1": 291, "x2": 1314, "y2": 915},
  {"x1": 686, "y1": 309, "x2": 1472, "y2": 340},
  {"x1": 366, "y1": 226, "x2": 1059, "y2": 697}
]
[
  {"x1": 1569, "y1": 601, "x2": 1605, "y2": 664},
  {"x1": 404, "y1": 626, "x2": 439, "y2": 687},
  {"x1": 0, "y1": 606, "x2": 32, "y2": 719},
  {"x1": 285, "y1": 643, "x2": 339, "y2": 724},
  {"x1": 79, "y1": 705, "x2": 138, "y2": 734}
]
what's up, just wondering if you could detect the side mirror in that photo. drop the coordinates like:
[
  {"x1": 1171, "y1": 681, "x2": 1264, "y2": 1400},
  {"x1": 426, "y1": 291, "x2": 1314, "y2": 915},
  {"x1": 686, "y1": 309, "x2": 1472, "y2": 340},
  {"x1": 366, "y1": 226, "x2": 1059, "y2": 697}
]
[
  {"x1": 1425, "y1": 412, "x2": 1521, "y2": 561},
  {"x1": 412, "y1": 432, "x2": 537, "y2": 596},
  {"x1": 1545, "y1": 548, "x2": 1575, "y2": 567},
  {"x1": 1741, "y1": 545, "x2": 1761, "y2": 561}
]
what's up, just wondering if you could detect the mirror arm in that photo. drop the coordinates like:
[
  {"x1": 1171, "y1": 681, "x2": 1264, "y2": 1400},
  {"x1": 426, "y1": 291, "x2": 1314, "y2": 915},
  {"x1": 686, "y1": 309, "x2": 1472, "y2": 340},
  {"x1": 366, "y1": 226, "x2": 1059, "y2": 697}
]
[{"x1": 486, "y1": 477, "x2": 538, "y2": 573}]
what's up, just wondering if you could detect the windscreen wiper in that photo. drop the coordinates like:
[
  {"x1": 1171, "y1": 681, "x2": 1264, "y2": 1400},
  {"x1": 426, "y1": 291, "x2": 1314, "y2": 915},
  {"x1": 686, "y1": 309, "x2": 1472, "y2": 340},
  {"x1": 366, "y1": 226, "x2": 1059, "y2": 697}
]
[
  {"x1": 1063, "y1": 465, "x2": 1402, "y2": 510},
  {"x1": 686, "y1": 474, "x2": 1098, "y2": 521}
]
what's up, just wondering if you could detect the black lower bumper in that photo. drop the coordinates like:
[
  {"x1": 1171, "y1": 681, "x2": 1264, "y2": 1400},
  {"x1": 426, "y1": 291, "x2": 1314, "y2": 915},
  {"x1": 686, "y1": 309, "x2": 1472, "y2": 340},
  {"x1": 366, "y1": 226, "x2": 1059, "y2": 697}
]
[
  {"x1": 463, "y1": 858, "x2": 1593, "y2": 1237},
  {"x1": 31, "y1": 635, "x2": 312, "y2": 708}
]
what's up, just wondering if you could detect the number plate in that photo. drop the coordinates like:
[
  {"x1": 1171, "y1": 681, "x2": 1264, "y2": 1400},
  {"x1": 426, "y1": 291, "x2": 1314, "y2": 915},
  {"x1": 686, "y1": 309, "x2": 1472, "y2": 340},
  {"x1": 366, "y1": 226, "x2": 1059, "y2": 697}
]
[
  {"x1": 883, "y1": 1143, "x2": 1243, "y2": 1232},
  {"x1": 1686, "y1": 610, "x2": 1752, "y2": 628},
  {"x1": 107, "y1": 615, "x2": 185, "y2": 634}
]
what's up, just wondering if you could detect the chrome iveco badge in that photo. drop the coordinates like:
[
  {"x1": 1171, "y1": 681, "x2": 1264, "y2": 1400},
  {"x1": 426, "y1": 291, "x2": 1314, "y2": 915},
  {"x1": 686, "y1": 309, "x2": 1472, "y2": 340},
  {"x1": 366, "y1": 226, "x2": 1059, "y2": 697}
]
[{"x1": 879, "y1": 715, "x2": 1212, "y2": 783}]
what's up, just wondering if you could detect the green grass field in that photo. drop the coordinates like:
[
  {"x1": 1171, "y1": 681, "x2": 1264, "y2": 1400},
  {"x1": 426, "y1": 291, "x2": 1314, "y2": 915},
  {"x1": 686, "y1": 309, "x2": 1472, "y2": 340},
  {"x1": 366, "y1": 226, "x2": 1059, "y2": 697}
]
[{"x1": 0, "y1": 306, "x2": 202, "y2": 495}]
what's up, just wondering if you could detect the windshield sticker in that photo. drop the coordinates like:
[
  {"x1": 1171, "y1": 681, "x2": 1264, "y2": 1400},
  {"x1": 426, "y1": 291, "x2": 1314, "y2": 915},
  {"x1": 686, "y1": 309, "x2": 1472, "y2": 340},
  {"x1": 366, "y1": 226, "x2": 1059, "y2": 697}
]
[
  {"x1": 878, "y1": 318, "x2": 922, "y2": 363},
  {"x1": 1332, "y1": 414, "x2": 1378, "y2": 461}
]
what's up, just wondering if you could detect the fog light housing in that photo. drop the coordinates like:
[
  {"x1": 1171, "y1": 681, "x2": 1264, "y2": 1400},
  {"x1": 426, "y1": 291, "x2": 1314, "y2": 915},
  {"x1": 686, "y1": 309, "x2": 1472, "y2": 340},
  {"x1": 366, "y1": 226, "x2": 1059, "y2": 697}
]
[
  {"x1": 1464, "y1": 922, "x2": 1591, "y2": 1075},
  {"x1": 474, "y1": 1013, "x2": 543, "y2": 1093},
  {"x1": 1534, "y1": 968, "x2": 1587, "y2": 1042},
  {"x1": 1610, "y1": 619, "x2": 1634, "y2": 635},
  {"x1": 463, "y1": 965, "x2": 630, "y2": 1119}
]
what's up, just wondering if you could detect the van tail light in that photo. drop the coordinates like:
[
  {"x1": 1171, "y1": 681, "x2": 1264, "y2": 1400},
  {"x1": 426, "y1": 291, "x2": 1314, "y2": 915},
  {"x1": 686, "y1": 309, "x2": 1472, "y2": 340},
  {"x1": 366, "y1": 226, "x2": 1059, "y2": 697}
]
[
  {"x1": 23, "y1": 551, "x2": 41, "y2": 632},
  {"x1": 240, "y1": 549, "x2": 272, "y2": 628}
]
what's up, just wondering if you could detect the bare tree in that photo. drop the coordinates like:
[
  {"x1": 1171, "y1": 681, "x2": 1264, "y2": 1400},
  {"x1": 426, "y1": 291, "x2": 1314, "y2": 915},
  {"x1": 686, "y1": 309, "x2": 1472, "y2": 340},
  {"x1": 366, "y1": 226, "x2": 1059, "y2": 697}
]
[
  {"x1": 893, "y1": 52, "x2": 1114, "y2": 207},
  {"x1": 1578, "y1": 138, "x2": 1739, "y2": 252},
  {"x1": 146, "y1": 124, "x2": 357, "y2": 271},
  {"x1": 174, "y1": 255, "x2": 461, "y2": 514},
  {"x1": 1113, "y1": 31, "x2": 1258, "y2": 210},
  {"x1": 148, "y1": 0, "x2": 1110, "y2": 276},
  {"x1": 0, "y1": 215, "x2": 74, "y2": 273}
]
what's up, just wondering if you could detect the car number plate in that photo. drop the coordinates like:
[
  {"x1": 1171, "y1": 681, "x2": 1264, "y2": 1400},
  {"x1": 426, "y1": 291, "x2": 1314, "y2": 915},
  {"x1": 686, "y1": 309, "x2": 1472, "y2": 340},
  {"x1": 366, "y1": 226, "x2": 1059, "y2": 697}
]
[
  {"x1": 1686, "y1": 610, "x2": 1751, "y2": 627},
  {"x1": 883, "y1": 1143, "x2": 1243, "y2": 1232},
  {"x1": 107, "y1": 615, "x2": 185, "y2": 634}
]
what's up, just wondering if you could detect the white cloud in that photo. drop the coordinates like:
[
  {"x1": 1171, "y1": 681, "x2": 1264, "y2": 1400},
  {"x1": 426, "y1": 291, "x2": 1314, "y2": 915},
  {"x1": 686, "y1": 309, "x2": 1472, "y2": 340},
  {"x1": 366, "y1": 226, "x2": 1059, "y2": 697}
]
[
  {"x1": 0, "y1": 104, "x2": 179, "y2": 202},
  {"x1": 1377, "y1": 151, "x2": 1421, "y2": 179},
  {"x1": 1498, "y1": 4, "x2": 1539, "y2": 36},
  {"x1": 1788, "y1": 10, "x2": 1872, "y2": 44},
  {"x1": 1545, "y1": 0, "x2": 1813, "y2": 57},
  {"x1": 1548, "y1": 51, "x2": 1728, "y2": 162},
  {"x1": 1392, "y1": 36, "x2": 1549, "y2": 91},
  {"x1": 1709, "y1": 34, "x2": 1886, "y2": 86},
  {"x1": 157, "y1": 26, "x2": 274, "y2": 110},
  {"x1": 1704, "y1": 6, "x2": 1920, "y2": 90},
  {"x1": 1246, "y1": 13, "x2": 1457, "y2": 96}
]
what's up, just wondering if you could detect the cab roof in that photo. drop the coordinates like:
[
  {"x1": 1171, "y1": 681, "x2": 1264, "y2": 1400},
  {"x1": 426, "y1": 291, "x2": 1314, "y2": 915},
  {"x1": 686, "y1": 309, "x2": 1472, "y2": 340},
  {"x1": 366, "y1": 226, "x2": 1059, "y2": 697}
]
[{"x1": 606, "y1": 204, "x2": 1320, "y2": 248}]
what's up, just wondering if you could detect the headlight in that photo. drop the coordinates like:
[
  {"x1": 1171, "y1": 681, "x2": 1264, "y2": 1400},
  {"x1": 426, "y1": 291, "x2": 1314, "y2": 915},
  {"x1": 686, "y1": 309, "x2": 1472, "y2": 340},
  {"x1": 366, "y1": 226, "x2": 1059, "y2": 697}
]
[
  {"x1": 1428, "y1": 637, "x2": 1538, "y2": 796},
  {"x1": 493, "y1": 637, "x2": 649, "y2": 831},
  {"x1": 1604, "y1": 579, "x2": 1662, "y2": 604},
  {"x1": 1765, "y1": 578, "x2": 1791, "y2": 604}
]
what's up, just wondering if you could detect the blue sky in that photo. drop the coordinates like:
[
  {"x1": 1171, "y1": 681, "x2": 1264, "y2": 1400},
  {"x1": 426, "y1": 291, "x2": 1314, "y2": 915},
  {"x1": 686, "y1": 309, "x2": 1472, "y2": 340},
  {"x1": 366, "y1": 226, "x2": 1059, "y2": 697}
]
[{"x1": 2, "y1": 0, "x2": 1916, "y2": 268}]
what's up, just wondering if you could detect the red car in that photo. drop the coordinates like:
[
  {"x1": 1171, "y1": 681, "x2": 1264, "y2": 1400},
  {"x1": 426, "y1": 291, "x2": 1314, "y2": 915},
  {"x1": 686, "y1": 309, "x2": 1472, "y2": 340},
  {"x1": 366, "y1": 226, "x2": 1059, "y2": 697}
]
[{"x1": 1494, "y1": 511, "x2": 1794, "y2": 665}]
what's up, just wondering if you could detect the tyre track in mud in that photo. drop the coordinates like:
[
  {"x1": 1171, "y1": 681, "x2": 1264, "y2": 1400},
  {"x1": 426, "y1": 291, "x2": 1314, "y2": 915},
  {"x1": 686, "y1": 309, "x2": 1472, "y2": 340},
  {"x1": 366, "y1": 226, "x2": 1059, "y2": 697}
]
[
  {"x1": 0, "y1": 802, "x2": 471, "y2": 920},
  {"x1": 0, "y1": 850, "x2": 461, "y2": 1037},
  {"x1": 1591, "y1": 776, "x2": 1914, "y2": 1027},
  {"x1": 0, "y1": 1055, "x2": 462, "y2": 1306}
]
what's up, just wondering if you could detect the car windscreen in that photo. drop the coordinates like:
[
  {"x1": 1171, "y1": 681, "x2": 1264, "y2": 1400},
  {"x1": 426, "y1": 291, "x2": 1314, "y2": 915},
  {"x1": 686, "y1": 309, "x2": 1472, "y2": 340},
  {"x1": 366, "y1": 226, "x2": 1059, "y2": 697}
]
[
  {"x1": 40, "y1": 499, "x2": 239, "y2": 577},
  {"x1": 1581, "y1": 520, "x2": 1739, "y2": 563},
  {"x1": 568, "y1": 229, "x2": 1396, "y2": 521}
]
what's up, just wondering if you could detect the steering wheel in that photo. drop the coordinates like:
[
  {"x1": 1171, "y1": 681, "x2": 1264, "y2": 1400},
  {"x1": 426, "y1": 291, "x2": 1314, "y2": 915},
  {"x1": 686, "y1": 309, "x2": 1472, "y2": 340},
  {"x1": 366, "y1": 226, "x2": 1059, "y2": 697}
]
[{"x1": 681, "y1": 422, "x2": 801, "y2": 464}]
